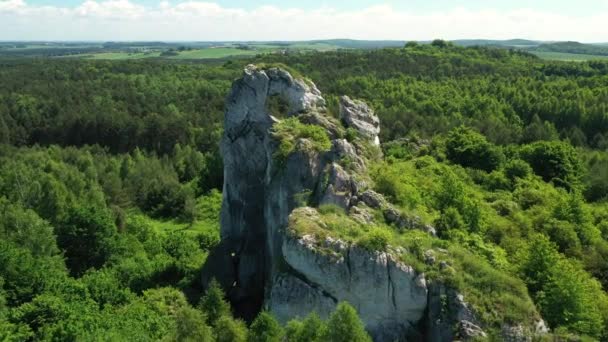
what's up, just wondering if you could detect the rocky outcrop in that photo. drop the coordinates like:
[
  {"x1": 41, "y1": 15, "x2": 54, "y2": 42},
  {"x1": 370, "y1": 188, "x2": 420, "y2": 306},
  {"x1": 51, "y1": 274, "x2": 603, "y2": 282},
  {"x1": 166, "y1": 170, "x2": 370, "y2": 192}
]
[
  {"x1": 426, "y1": 282, "x2": 486, "y2": 341},
  {"x1": 271, "y1": 220, "x2": 428, "y2": 341},
  {"x1": 216, "y1": 65, "x2": 331, "y2": 319},
  {"x1": 359, "y1": 189, "x2": 437, "y2": 236},
  {"x1": 206, "y1": 65, "x2": 543, "y2": 341},
  {"x1": 340, "y1": 95, "x2": 381, "y2": 145}
]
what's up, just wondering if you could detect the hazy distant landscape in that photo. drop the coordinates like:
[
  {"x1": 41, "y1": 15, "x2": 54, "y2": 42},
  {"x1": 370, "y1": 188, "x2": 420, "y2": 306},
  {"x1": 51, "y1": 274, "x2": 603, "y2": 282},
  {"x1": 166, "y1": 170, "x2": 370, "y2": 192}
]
[{"x1": 2, "y1": 39, "x2": 608, "y2": 61}]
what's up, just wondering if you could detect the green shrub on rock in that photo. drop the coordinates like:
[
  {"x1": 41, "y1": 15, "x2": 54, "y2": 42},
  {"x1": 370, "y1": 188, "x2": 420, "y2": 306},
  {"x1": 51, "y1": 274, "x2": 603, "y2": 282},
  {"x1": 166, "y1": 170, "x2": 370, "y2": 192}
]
[{"x1": 271, "y1": 117, "x2": 332, "y2": 166}]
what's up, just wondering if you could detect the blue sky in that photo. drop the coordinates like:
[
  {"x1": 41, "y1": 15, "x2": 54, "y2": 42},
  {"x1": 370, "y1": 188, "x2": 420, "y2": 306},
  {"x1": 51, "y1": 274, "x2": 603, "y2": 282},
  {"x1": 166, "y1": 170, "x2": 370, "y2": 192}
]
[{"x1": 1, "y1": 0, "x2": 607, "y2": 41}]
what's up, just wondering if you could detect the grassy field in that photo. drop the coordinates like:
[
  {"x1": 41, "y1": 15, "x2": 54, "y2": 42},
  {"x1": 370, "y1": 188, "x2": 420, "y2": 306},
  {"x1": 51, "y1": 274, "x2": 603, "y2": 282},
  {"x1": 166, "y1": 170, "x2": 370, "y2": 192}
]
[
  {"x1": 2, "y1": 41, "x2": 343, "y2": 59},
  {"x1": 85, "y1": 51, "x2": 162, "y2": 60},
  {"x1": 0, "y1": 43, "x2": 103, "y2": 50},
  {"x1": 532, "y1": 51, "x2": 608, "y2": 61},
  {"x1": 60, "y1": 44, "x2": 340, "y2": 60},
  {"x1": 286, "y1": 42, "x2": 339, "y2": 51},
  {"x1": 134, "y1": 213, "x2": 217, "y2": 236},
  {"x1": 77, "y1": 47, "x2": 264, "y2": 60},
  {"x1": 169, "y1": 47, "x2": 264, "y2": 59}
]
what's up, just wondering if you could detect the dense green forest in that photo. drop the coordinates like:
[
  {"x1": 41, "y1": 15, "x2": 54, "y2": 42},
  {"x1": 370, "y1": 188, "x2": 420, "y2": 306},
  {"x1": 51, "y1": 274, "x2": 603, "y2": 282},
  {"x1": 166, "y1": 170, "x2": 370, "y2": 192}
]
[{"x1": 1, "y1": 42, "x2": 608, "y2": 340}]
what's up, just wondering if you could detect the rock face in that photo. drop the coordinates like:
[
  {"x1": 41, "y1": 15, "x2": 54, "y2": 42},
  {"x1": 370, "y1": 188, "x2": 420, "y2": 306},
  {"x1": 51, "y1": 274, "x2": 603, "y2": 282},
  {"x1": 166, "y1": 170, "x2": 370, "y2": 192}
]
[
  {"x1": 216, "y1": 65, "x2": 329, "y2": 319},
  {"x1": 208, "y1": 65, "x2": 542, "y2": 341},
  {"x1": 272, "y1": 227, "x2": 428, "y2": 341},
  {"x1": 340, "y1": 95, "x2": 381, "y2": 145}
]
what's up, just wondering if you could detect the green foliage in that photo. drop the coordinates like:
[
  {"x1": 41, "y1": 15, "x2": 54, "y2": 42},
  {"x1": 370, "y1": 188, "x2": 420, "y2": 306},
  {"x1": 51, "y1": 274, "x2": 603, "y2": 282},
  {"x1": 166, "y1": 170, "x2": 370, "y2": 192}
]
[
  {"x1": 436, "y1": 207, "x2": 466, "y2": 236},
  {"x1": 199, "y1": 279, "x2": 231, "y2": 327},
  {"x1": 0, "y1": 199, "x2": 59, "y2": 257},
  {"x1": 266, "y1": 95, "x2": 290, "y2": 119},
  {"x1": 344, "y1": 127, "x2": 358, "y2": 142},
  {"x1": 318, "y1": 203, "x2": 346, "y2": 215},
  {"x1": 173, "y1": 306, "x2": 215, "y2": 342},
  {"x1": 445, "y1": 126, "x2": 504, "y2": 172},
  {"x1": 2, "y1": 44, "x2": 608, "y2": 340},
  {"x1": 249, "y1": 311, "x2": 284, "y2": 342},
  {"x1": 215, "y1": 316, "x2": 248, "y2": 342},
  {"x1": 271, "y1": 117, "x2": 332, "y2": 165},
  {"x1": 521, "y1": 236, "x2": 608, "y2": 338},
  {"x1": 358, "y1": 227, "x2": 391, "y2": 251},
  {"x1": 285, "y1": 312, "x2": 326, "y2": 342},
  {"x1": 539, "y1": 260, "x2": 605, "y2": 338},
  {"x1": 504, "y1": 159, "x2": 533, "y2": 183},
  {"x1": 522, "y1": 115, "x2": 559, "y2": 143},
  {"x1": 520, "y1": 140, "x2": 584, "y2": 190},
  {"x1": 294, "y1": 189, "x2": 313, "y2": 208},
  {"x1": 322, "y1": 302, "x2": 372, "y2": 342},
  {"x1": 435, "y1": 170, "x2": 483, "y2": 233},
  {"x1": 0, "y1": 241, "x2": 67, "y2": 307},
  {"x1": 372, "y1": 160, "x2": 424, "y2": 210},
  {"x1": 80, "y1": 269, "x2": 134, "y2": 308},
  {"x1": 584, "y1": 153, "x2": 608, "y2": 202},
  {"x1": 56, "y1": 205, "x2": 117, "y2": 276}
]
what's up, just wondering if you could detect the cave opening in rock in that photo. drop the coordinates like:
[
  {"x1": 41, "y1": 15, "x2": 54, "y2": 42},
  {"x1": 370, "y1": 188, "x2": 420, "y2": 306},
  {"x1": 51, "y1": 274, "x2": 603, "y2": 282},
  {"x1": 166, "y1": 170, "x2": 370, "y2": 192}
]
[{"x1": 266, "y1": 94, "x2": 290, "y2": 119}]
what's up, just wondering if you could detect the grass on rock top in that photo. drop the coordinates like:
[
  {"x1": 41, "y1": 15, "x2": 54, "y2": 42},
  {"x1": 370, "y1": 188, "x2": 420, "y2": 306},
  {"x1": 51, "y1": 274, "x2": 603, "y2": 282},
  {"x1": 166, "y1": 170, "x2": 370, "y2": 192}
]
[
  {"x1": 286, "y1": 202, "x2": 539, "y2": 333},
  {"x1": 271, "y1": 116, "x2": 332, "y2": 166}
]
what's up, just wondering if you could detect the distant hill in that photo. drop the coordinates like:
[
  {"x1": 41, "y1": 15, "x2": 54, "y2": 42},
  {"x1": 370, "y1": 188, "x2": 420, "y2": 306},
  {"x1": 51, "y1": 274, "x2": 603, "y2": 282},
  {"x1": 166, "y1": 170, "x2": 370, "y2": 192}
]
[
  {"x1": 531, "y1": 41, "x2": 608, "y2": 56},
  {"x1": 310, "y1": 39, "x2": 406, "y2": 49},
  {"x1": 451, "y1": 39, "x2": 540, "y2": 47}
]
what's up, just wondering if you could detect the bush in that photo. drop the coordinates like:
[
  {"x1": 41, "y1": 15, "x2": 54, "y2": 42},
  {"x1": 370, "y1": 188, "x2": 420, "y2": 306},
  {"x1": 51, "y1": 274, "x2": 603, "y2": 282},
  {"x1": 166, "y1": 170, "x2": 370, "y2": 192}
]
[
  {"x1": 519, "y1": 141, "x2": 583, "y2": 190},
  {"x1": 435, "y1": 207, "x2": 465, "y2": 237},
  {"x1": 358, "y1": 228, "x2": 391, "y2": 251},
  {"x1": 198, "y1": 279, "x2": 230, "y2": 327},
  {"x1": 322, "y1": 302, "x2": 371, "y2": 342},
  {"x1": 445, "y1": 126, "x2": 504, "y2": 172},
  {"x1": 249, "y1": 311, "x2": 283, "y2": 342},
  {"x1": 504, "y1": 159, "x2": 532, "y2": 182},
  {"x1": 215, "y1": 316, "x2": 248, "y2": 342},
  {"x1": 56, "y1": 205, "x2": 117, "y2": 276},
  {"x1": 271, "y1": 117, "x2": 331, "y2": 165},
  {"x1": 285, "y1": 313, "x2": 326, "y2": 342},
  {"x1": 344, "y1": 127, "x2": 358, "y2": 142},
  {"x1": 521, "y1": 236, "x2": 608, "y2": 338},
  {"x1": 318, "y1": 203, "x2": 345, "y2": 215},
  {"x1": 174, "y1": 307, "x2": 215, "y2": 342}
]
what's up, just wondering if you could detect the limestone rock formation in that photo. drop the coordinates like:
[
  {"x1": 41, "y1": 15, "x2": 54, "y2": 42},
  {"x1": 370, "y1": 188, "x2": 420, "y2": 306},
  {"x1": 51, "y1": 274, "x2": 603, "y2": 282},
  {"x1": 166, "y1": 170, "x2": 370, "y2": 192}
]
[
  {"x1": 273, "y1": 224, "x2": 428, "y2": 341},
  {"x1": 206, "y1": 65, "x2": 545, "y2": 341},
  {"x1": 340, "y1": 95, "x2": 381, "y2": 145}
]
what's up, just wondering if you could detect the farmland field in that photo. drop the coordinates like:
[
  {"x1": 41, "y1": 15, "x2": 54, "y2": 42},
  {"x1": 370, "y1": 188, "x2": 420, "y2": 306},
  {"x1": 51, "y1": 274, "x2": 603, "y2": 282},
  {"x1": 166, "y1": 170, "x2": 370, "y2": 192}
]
[
  {"x1": 168, "y1": 47, "x2": 265, "y2": 59},
  {"x1": 84, "y1": 51, "x2": 162, "y2": 60},
  {"x1": 532, "y1": 51, "x2": 608, "y2": 61}
]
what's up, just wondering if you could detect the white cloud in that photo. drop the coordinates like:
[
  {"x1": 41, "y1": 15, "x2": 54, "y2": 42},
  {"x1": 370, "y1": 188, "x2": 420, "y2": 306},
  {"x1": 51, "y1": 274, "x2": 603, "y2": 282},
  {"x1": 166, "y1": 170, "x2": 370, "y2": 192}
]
[
  {"x1": 0, "y1": 0, "x2": 25, "y2": 11},
  {"x1": 0, "y1": 0, "x2": 606, "y2": 42}
]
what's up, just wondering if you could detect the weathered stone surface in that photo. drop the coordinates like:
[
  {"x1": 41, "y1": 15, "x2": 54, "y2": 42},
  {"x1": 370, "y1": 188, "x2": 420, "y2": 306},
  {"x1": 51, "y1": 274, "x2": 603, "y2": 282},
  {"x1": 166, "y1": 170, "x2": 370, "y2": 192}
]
[
  {"x1": 349, "y1": 205, "x2": 375, "y2": 224},
  {"x1": 217, "y1": 65, "x2": 331, "y2": 319},
  {"x1": 459, "y1": 321, "x2": 487, "y2": 339},
  {"x1": 276, "y1": 228, "x2": 428, "y2": 341},
  {"x1": 500, "y1": 320, "x2": 550, "y2": 342},
  {"x1": 360, "y1": 190, "x2": 386, "y2": 209},
  {"x1": 332, "y1": 138, "x2": 366, "y2": 171},
  {"x1": 216, "y1": 65, "x2": 447, "y2": 337},
  {"x1": 383, "y1": 207, "x2": 438, "y2": 236},
  {"x1": 426, "y1": 283, "x2": 486, "y2": 342},
  {"x1": 340, "y1": 95, "x2": 381, "y2": 145},
  {"x1": 359, "y1": 190, "x2": 438, "y2": 236},
  {"x1": 267, "y1": 274, "x2": 337, "y2": 322}
]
